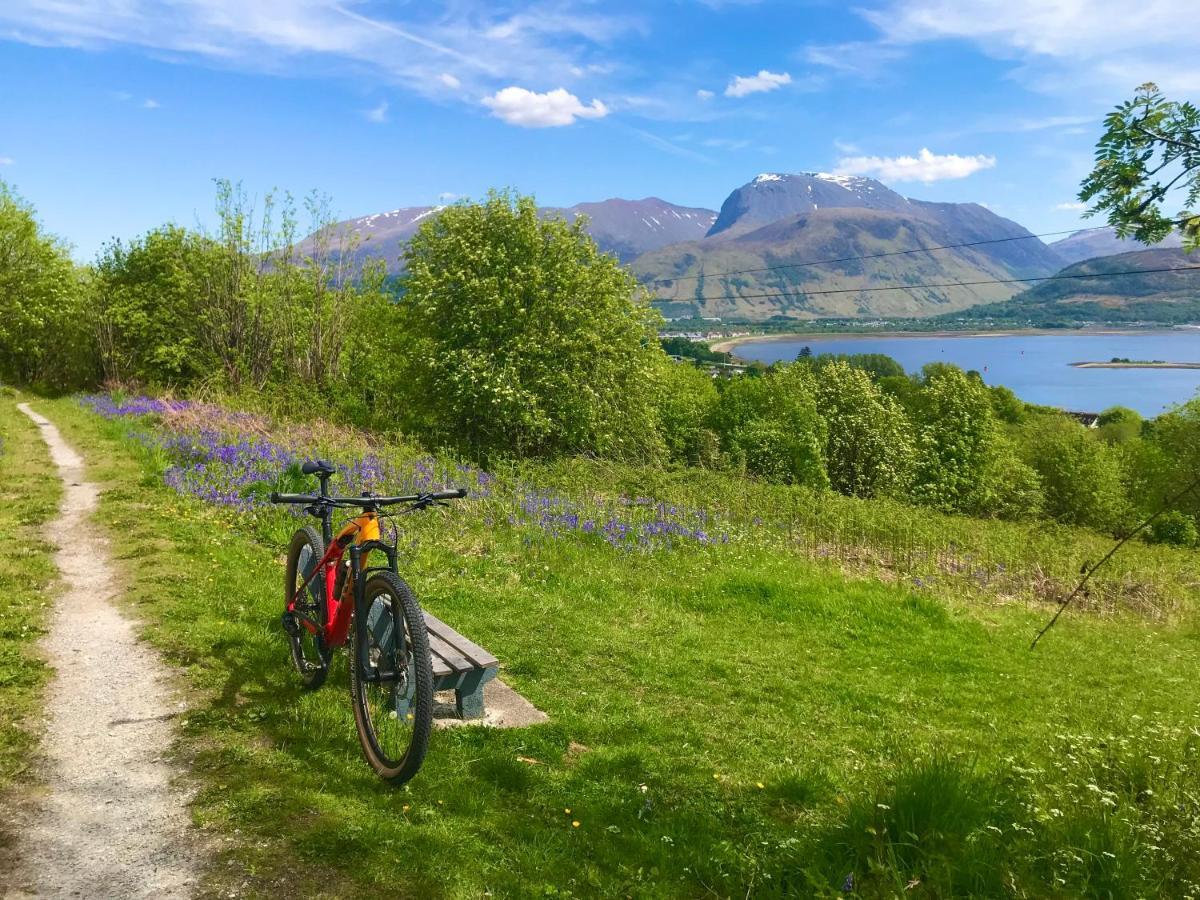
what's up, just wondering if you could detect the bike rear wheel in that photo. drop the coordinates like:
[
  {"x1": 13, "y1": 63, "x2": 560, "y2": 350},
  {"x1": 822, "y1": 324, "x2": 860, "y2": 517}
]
[
  {"x1": 349, "y1": 571, "x2": 433, "y2": 784},
  {"x1": 283, "y1": 525, "x2": 331, "y2": 689}
]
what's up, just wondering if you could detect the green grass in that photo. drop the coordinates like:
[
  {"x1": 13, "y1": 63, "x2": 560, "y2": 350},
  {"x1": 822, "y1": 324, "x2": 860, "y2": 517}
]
[
  {"x1": 0, "y1": 394, "x2": 61, "y2": 828},
  {"x1": 34, "y1": 396, "x2": 1200, "y2": 898}
]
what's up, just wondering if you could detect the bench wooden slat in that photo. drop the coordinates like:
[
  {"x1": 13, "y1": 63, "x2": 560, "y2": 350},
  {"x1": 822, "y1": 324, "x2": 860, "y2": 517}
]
[
  {"x1": 424, "y1": 612, "x2": 499, "y2": 669},
  {"x1": 427, "y1": 630, "x2": 474, "y2": 674},
  {"x1": 429, "y1": 650, "x2": 452, "y2": 679}
]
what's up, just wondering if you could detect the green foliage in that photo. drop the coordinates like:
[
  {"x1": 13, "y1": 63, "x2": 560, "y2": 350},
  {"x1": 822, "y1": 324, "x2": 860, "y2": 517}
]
[
  {"x1": 90, "y1": 181, "x2": 384, "y2": 394},
  {"x1": 813, "y1": 361, "x2": 913, "y2": 498},
  {"x1": 659, "y1": 336, "x2": 731, "y2": 365},
  {"x1": 93, "y1": 225, "x2": 213, "y2": 385},
  {"x1": 989, "y1": 384, "x2": 1026, "y2": 424},
  {"x1": 0, "y1": 181, "x2": 89, "y2": 389},
  {"x1": 1080, "y1": 82, "x2": 1200, "y2": 249},
  {"x1": 653, "y1": 358, "x2": 720, "y2": 466},
  {"x1": 709, "y1": 365, "x2": 828, "y2": 487},
  {"x1": 1148, "y1": 510, "x2": 1199, "y2": 547},
  {"x1": 1021, "y1": 416, "x2": 1129, "y2": 533},
  {"x1": 1097, "y1": 405, "x2": 1144, "y2": 444},
  {"x1": 395, "y1": 190, "x2": 664, "y2": 463},
  {"x1": 807, "y1": 351, "x2": 906, "y2": 380},
  {"x1": 910, "y1": 367, "x2": 1001, "y2": 515}
]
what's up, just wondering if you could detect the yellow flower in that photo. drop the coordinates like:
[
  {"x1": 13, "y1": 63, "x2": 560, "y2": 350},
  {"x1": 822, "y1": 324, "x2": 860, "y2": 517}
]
[
  {"x1": 571, "y1": 820, "x2": 580, "y2": 828},
  {"x1": 756, "y1": 782, "x2": 765, "y2": 790},
  {"x1": 564, "y1": 808, "x2": 571, "y2": 814},
  {"x1": 402, "y1": 805, "x2": 410, "y2": 812}
]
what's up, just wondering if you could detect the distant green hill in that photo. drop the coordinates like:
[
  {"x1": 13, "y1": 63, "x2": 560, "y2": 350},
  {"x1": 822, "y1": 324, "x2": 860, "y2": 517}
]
[{"x1": 964, "y1": 248, "x2": 1200, "y2": 325}]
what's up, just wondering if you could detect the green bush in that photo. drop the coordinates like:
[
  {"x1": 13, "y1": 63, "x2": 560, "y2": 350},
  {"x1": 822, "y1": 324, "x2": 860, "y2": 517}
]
[
  {"x1": 394, "y1": 190, "x2": 665, "y2": 464},
  {"x1": 813, "y1": 360, "x2": 913, "y2": 498},
  {"x1": 0, "y1": 180, "x2": 90, "y2": 390},
  {"x1": 710, "y1": 365, "x2": 827, "y2": 488},
  {"x1": 1148, "y1": 510, "x2": 1198, "y2": 547}
]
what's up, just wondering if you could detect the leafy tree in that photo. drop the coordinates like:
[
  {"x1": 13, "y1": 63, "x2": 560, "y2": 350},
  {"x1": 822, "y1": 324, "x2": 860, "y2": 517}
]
[
  {"x1": 1096, "y1": 405, "x2": 1143, "y2": 444},
  {"x1": 813, "y1": 360, "x2": 913, "y2": 498},
  {"x1": 0, "y1": 180, "x2": 88, "y2": 388},
  {"x1": 989, "y1": 385, "x2": 1026, "y2": 424},
  {"x1": 93, "y1": 225, "x2": 213, "y2": 385},
  {"x1": 396, "y1": 190, "x2": 664, "y2": 462},
  {"x1": 1080, "y1": 83, "x2": 1199, "y2": 249},
  {"x1": 709, "y1": 366, "x2": 827, "y2": 488},
  {"x1": 910, "y1": 367, "x2": 1002, "y2": 515},
  {"x1": 1021, "y1": 416, "x2": 1129, "y2": 533},
  {"x1": 1143, "y1": 396, "x2": 1200, "y2": 524},
  {"x1": 654, "y1": 359, "x2": 720, "y2": 466}
]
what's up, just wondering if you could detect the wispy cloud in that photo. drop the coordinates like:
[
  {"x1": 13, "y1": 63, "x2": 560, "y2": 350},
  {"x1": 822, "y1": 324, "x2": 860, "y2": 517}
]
[
  {"x1": 482, "y1": 86, "x2": 608, "y2": 127},
  {"x1": 802, "y1": 41, "x2": 903, "y2": 78},
  {"x1": 1054, "y1": 201, "x2": 1087, "y2": 211},
  {"x1": 0, "y1": 1, "x2": 634, "y2": 104},
  {"x1": 142, "y1": 98, "x2": 160, "y2": 108},
  {"x1": 835, "y1": 147, "x2": 996, "y2": 182},
  {"x1": 0, "y1": 157, "x2": 13, "y2": 166},
  {"x1": 695, "y1": 88, "x2": 714, "y2": 100},
  {"x1": 364, "y1": 100, "x2": 389, "y2": 123},
  {"x1": 439, "y1": 73, "x2": 461, "y2": 89},
  {"x1": 702, "y1": 137, "x2": 749, "y2": 150},
  {"x1": 724, "y1": 69, "x2": 791, "y2": 97},
  {"x1": 860, "y1": 0, "x2": 1200, "y2": 95}
]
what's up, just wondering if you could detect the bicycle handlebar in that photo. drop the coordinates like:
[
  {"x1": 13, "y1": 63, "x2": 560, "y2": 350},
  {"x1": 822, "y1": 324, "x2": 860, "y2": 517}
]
[{"x1": 269, "y1": 487, "x2": 468, "y2": 507}]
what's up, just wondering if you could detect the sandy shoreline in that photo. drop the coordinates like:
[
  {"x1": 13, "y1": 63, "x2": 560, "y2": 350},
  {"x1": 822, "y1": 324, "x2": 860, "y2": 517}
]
[
  {"x1": 1070, "y1": 361, "x2": 1200, "y2": 369},
  {"x1": 709, "y1": 327, "x2": 1191, "y2": 356}
]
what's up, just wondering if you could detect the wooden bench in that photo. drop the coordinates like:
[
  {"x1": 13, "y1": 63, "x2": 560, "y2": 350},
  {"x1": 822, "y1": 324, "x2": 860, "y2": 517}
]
[{"x1": 425, "y1": 612, "x2": 499, "y2": 719}]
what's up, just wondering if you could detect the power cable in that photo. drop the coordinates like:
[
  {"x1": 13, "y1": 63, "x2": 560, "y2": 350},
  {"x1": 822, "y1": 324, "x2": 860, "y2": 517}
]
[
  {"x1": 643, "y1": 226, "x2": 1111, "y2": 285},
  {"x1": 653, "y1": 263, "x2": 1200, "y2": 304},
  {"x1": 1030, "y1": 470, "x2": 1200, "y2": 649}
]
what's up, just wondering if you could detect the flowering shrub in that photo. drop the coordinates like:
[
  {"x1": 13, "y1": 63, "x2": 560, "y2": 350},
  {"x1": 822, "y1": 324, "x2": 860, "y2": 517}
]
[{"x1": 79, "y1": 394, "x2": 730, "y2": 551}]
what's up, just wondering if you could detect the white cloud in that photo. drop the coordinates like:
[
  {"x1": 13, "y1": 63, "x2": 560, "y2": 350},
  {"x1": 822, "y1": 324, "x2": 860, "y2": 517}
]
[
  {"x1": 1055, "y1": 201, "x2": 1087, "y2": 211},
  {"x1": 142, "y1": 98, "x2": 160, "y2": 108},
  {"x1": 724, "y1": 69, "x2": 791, "y2": 97},
  {"x1": 438, "y1": 192, "x2": 460, "y2": 202},
  {"x1": 364, "y1": 100, "x2": 389, "y2": 123},
  {"x1": 695, "y1": 88, "x2": 714, "y2": 100},
  {"x1": 439, "y1": 72, "x2": 461, "y2": 89},
  {"x1": 482, "y1": 86, "x2": 607, "y2": 127},
  {"x1": 861, "y1": 0, "x2": 1200, "y2": 95},
  {"x1": 0, "y1": 157, "x2": 13, "y2": 166},
  {"x1": 835, "y1": 147, "x2": 996, "y2": 183}
]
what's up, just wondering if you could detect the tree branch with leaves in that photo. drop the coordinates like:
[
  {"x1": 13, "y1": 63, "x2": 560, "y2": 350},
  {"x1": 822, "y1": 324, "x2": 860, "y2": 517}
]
[{"x1": 1080, "y1": 82, "x2": 1199, "y2": 250}]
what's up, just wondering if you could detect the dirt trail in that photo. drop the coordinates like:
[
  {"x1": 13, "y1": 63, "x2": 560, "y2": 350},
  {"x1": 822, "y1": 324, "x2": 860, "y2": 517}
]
[{"x1": 7, "y1": 404, "x2": 203, "y2": 899}]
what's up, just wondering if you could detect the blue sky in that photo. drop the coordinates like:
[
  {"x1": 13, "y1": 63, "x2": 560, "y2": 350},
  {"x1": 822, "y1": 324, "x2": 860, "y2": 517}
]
[{"x1": 1, "y1": 0, "x2": 1196, "y2": 260}]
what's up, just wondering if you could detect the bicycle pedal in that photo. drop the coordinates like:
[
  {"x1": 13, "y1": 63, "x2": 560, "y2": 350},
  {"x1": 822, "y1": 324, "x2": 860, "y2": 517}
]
[{"x1": 280, "y1": 611, "x2": 301, "y2": 638}]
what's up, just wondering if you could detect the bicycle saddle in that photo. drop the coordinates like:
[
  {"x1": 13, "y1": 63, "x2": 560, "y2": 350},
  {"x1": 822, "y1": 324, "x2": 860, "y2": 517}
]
[{"x1": 301, "y1": 459, "x2": 336, "y2": 477}]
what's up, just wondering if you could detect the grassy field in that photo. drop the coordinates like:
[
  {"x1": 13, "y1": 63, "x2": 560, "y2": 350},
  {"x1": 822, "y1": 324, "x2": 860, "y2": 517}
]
[
  {"x1": 0, "y1": 392, "x2": 60, "y2": 791},
  {"x1": 0, "y1": 390, "x2": 62, "y2": 872},
  {"x1": 19, "y1": 393, "x2": 1200, "y2": 898}
]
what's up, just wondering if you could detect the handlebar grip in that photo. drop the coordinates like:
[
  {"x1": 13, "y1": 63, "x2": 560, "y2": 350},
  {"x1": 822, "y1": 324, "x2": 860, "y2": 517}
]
[{"x1": 270, "y1": 493, "x2": 318, "y2": 504}]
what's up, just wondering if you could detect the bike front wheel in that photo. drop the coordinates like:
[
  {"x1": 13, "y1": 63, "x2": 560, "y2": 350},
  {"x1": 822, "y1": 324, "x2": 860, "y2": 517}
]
[
  {"x1": 283, "y1": 525, "x2": 331, "y2": 690},
  {"x1": 349, "y1": 571, "x2": 434, "y2": 784}
]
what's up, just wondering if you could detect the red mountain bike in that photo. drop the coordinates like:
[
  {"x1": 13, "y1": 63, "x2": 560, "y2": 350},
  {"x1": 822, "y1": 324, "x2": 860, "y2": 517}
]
[{"x1": 271, "y1": 460, "x2": 466, "y2": 784}]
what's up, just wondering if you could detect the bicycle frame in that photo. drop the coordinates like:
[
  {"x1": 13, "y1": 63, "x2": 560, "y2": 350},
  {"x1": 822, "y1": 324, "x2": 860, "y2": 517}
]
[{"x1": 286, "y1": 510, "x2": 398, "y2": 650}]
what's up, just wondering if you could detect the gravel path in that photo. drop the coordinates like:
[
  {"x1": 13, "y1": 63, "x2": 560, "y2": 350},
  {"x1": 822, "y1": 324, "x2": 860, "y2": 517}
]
[{"x1": 7, "y1": 404, "x2": 203, "y2": 899}]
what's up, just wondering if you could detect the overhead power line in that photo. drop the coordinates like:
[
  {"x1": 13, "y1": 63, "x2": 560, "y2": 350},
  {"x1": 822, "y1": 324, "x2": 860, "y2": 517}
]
[
  {"x1": 644, "y1": 225, "x2": 1111, "y2": 286},
  {"x1": 655, "y1": 263, "x2": 1200, "y2": 304}
]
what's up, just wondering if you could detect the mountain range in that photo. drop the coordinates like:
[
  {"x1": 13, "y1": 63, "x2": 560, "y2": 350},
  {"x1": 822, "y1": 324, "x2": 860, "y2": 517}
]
[{"x1": 303, "y1": 174, "x2": 1193, "y2": 322}]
